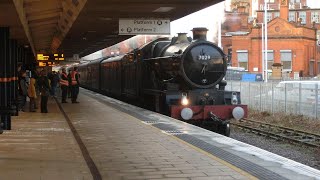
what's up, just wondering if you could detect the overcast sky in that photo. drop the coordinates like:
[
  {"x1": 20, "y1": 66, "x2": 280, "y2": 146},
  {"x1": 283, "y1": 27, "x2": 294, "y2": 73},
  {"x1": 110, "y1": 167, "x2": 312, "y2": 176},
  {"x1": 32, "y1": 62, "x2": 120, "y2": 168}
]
[{"x1": 307, "y1": 0, "x2": 319, "y2": 8}]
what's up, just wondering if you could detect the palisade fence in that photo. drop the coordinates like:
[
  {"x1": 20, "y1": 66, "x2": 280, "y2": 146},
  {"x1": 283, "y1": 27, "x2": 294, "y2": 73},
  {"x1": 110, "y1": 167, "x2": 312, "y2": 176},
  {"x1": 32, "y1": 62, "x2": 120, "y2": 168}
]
[{"x1": 225, "y1": 81, "x2": 320, "y2": 119}]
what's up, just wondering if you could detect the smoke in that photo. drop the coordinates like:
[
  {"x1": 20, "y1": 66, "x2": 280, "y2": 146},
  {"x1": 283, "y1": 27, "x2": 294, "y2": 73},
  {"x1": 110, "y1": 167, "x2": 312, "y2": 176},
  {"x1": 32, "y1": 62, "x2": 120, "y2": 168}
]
[{"x1": 170, "y1": 1, "x2": 227, "y2": 44}]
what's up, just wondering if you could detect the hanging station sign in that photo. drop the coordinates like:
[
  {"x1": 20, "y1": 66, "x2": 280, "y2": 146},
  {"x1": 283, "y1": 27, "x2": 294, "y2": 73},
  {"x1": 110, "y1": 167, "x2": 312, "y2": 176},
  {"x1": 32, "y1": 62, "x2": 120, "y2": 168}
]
[
  {"x1": 36, "y1": 53, "x2": 65, "y2": 61},
  {"x1": 119, "y1": 18, "x2": 170, "y2": 35},
  {"x1": 37, "y1": 53, "x2": 64, "y2": 66}
]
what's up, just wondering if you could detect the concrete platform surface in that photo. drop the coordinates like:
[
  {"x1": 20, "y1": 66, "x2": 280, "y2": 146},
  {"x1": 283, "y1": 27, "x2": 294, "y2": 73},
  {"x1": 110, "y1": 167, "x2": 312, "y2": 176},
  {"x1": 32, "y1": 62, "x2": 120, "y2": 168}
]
[
  {"x1": 60, "y1": 91, "x2": 254, "y2": 180},
  {"x1": 0, "y1": 97, "x2": 92, "y2": 180}
]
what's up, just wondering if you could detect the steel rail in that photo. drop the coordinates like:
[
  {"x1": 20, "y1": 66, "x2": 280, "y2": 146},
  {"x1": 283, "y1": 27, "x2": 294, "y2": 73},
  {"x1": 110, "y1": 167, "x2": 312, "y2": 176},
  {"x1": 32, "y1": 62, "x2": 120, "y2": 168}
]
[{"x1": 231, "y1": 118, "x2": 320, "y2": 148}]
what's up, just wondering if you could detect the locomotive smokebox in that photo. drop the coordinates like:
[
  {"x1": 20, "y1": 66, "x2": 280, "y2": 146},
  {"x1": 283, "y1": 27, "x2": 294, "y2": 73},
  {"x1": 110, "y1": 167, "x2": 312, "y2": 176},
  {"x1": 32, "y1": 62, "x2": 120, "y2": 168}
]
[{"x1": 192, "y1": 27, "x2": 208, "y2": 41}]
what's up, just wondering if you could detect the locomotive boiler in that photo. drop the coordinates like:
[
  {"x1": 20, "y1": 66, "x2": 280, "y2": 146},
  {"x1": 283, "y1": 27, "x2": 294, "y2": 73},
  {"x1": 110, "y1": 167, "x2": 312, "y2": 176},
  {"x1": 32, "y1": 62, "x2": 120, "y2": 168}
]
[{"x1": 78, "y1": 27, "x2": 248, "y2": 136}]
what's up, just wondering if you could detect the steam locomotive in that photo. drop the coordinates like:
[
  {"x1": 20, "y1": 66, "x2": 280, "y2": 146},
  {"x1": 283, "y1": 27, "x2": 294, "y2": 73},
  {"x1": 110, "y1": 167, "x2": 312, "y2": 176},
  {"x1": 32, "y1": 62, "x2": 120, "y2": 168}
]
[{"x1": 78, "y1": 28, "x2": 247, "y2": 136}]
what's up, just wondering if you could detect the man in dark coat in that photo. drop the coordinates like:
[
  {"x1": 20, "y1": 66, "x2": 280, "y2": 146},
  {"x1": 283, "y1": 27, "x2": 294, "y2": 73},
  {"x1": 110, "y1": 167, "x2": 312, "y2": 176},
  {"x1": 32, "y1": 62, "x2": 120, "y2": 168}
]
[
  {"x1": 60, "y1": 68, "x2": 69, "y2": 103},
  {"x1": 37, "y1": 70, "x2": 50, "y2": 113}
]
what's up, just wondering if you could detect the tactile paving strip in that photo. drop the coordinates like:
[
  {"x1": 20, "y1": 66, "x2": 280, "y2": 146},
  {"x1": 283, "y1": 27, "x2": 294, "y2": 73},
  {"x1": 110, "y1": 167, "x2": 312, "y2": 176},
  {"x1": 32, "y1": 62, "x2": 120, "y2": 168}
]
[
  {"x1": 175, "y1": 134, "x2": 288, "y2": 180},
  {"x1": 84, "y1": 91, "x2": 288, "y2": 180},
  {"x1": 153, "y1": 123, "x2": 182, "y2": 131}
]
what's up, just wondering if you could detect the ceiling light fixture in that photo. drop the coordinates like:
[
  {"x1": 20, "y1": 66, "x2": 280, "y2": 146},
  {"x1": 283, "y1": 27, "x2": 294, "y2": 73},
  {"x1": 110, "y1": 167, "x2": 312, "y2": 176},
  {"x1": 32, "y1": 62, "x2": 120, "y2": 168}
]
[
  {"x1": 99, "y1": 17, "x2": 112, "y2": 21},
  {"x1": 153, "y1": 7, "x2": 175, "y2": 12}
]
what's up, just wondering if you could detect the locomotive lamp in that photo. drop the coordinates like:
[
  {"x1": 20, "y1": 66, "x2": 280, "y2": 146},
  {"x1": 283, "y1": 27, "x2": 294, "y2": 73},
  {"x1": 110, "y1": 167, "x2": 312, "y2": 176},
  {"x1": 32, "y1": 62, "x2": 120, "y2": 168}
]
[
  {"x1": 181, "y1": 93, "x2": 189, "y2": 106},
  {"x1": 181, "y1": 108, "x2": 193, "y2": 120},
  {"x1": 232, "y1": 107, "x2": 245, "y2": 120}
]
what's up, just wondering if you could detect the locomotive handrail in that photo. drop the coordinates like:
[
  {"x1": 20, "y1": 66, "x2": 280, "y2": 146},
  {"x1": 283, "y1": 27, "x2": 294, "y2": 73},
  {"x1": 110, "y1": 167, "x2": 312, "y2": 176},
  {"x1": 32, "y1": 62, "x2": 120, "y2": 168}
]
[{"x1": 143, "y1": 55, "x2": 182, "y2": 61}]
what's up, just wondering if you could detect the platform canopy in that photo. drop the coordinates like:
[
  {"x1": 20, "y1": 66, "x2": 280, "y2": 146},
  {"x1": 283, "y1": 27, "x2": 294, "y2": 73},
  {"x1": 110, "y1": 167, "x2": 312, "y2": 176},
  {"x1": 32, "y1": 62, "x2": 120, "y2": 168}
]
[{"x1": 1, "y1": 0, "x2": 224, "y2": 58}]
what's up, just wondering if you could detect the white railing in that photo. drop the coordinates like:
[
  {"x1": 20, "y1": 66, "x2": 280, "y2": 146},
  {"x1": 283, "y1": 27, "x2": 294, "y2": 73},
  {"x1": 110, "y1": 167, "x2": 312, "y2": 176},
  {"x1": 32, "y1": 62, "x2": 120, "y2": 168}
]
[{"x1": 226, "y1": 81, "x2": 320, "y2": 119}]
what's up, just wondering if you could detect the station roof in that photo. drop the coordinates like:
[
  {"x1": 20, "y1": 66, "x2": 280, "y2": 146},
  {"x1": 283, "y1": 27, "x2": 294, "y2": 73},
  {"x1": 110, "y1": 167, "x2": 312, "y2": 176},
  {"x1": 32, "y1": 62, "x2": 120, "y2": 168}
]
[{"x1": 2, "y1": 0, "x2": 223, "y2": 58}]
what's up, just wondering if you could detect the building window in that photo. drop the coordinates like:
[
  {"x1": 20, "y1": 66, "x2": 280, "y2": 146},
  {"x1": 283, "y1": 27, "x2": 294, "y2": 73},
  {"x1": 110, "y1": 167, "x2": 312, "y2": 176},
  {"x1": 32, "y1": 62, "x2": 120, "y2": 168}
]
[
  {"x1": 263, "y1": 50, "x2": 274, "y2": 70},
  {"x1": 260, "y1": 4, "x2": 264, "y2": 10},
  {"x1": 311, "y1": 11, "x2": 319, "y2": 23},
  {"x1": 289, "y1": 11, "x2": 295, "y2": 22},
  {"x1": 237, "y1": 50, "x2": 248, "y2": 70},
  {"x1": 299, "y1": 11, "x2": 306, "y2": 24},
  {"x1": 274, "y1": 12, "x2": 280, "y2": 18},
  {"x1": 310, "y1": 60, "x2": 315, "y2": 76},
  {"x1": 317, "y1": 62, "x2": 320, "y2": 75},
  {"x1": 267, "y1": 12, "x2": 272, "y2": 22},
  {"x1": 280, "y1": 50, "x2": 292, "y2": 71}
]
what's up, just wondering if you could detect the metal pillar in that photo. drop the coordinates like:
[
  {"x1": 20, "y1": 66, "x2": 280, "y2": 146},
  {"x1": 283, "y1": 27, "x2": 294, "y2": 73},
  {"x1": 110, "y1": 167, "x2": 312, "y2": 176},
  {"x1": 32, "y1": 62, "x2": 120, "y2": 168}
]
[
  {"x1": 0, "y1": 27, "x2": 10, "y2": 131},
  {"x1": 10, "y1": 39, "x2": 18, "y2": 117},
  {"x1": 0, "y1": 27, "x2": 19, "y2": 132}
]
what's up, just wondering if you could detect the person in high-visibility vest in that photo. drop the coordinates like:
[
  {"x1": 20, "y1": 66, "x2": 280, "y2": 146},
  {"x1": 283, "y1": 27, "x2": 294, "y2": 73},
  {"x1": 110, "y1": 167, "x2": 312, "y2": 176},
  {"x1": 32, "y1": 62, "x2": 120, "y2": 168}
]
[
  {"x1": 68, "y1": 67, "x2": 80, "y2": 103},
  {"x1": 60, "y1": 68, "x2": 69, "y2": 103}
]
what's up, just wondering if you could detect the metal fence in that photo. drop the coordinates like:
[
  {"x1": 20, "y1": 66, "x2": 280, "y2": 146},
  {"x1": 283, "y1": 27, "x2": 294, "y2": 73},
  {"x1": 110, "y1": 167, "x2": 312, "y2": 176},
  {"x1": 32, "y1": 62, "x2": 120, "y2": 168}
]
[{"x1": 225, "y1": 81, "x2": 320, "y2": 119}]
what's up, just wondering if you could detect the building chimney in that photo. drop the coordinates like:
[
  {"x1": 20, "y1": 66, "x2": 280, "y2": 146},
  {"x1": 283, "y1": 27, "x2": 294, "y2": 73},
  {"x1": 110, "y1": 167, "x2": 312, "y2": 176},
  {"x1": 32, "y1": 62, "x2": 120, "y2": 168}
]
[
  {"x1": 280, "y1": 0, "x2": 289, "y2": 21},
  {"x1": 175, "y1": 33, "x2": 190, "y2": 44},
  {"x1": 192, "y1": 27, "x2": 208, "y2": 41}
]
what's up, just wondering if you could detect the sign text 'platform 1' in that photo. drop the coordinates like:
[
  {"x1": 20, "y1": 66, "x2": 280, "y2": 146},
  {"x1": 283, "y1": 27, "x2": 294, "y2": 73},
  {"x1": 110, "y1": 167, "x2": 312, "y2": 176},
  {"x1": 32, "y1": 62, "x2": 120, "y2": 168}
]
[{"x1": 119, "y1": 18, "x2": 170, "y2": 35}]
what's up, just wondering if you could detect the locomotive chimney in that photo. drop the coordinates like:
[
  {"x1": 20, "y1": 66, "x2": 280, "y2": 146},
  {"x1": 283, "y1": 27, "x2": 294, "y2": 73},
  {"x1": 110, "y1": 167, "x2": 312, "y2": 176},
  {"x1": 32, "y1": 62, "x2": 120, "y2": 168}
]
[
  {"x1": 192, "y1": 27, "x2": 208, "y2": 41},
  {"x1": 175, "y1": 33, "x2": 190, "y2": 43}
]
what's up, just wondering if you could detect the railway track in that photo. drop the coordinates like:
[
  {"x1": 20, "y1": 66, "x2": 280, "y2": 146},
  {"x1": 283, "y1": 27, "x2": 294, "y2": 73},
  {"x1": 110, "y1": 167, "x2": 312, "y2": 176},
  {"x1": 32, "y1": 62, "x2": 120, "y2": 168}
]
[{"x1": 231, "y1": 118, "x2": 320, "y2": 148}]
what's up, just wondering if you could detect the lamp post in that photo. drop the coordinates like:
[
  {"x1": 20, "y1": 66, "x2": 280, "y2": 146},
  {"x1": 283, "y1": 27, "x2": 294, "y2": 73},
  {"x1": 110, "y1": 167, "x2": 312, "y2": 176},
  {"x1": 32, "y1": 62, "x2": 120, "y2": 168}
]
[
  {"x1": 264, "y1": 0, "x2": 268, "y2": 82},
  {"x1": 256, "y1": 23, "x2": 265, "y2": 81}
]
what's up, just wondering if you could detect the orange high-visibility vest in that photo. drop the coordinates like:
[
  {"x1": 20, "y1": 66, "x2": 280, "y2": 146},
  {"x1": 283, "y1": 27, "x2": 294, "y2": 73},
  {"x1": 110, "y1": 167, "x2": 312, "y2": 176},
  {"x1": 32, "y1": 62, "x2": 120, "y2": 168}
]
[
  {"x1": 60, "y1": 73, "x2": 69, "y2": 86},
  {"x1": 71, "y1": 71, "x2": 78, "y2": 85}
]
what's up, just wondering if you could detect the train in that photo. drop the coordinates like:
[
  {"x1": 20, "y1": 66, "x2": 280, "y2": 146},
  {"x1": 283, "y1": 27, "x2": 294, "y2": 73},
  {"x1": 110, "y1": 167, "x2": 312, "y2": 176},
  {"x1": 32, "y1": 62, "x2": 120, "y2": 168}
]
[{"x1": 77, "y1": 28, "x2": 248, "y2": 136}]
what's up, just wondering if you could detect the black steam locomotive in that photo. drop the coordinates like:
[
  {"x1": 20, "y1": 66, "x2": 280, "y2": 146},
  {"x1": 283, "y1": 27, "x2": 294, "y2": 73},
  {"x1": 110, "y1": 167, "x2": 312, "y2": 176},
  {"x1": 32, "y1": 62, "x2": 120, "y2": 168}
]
[{"x1": 78, "y1": 28, "x2": 247, "y2": 136}]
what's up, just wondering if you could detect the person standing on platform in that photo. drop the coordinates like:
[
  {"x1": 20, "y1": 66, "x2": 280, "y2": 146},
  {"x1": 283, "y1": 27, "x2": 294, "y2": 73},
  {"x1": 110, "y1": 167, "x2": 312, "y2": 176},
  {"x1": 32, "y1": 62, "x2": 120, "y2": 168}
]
[
  {"x1": 68, "y1": 67, "x2": 80, "y2": 103},
  {"x1": 60, "y1": 68, "x2": 69, "y2": 103},
  {"x1": 37, "y1": 70, "x2": 50, "y2": 113},
  {"x1": 67, "y1": 69, "x2": 72, "y2": 98},
  {"x1": 27, "y1": 73, "x2": 37, "y2": 112},
  {"x1": 18, "y1": 70, "x2": 28, "y2": 112},
  {"x1": 50, "y1": 71, "x2": 59, "y2": 97}
]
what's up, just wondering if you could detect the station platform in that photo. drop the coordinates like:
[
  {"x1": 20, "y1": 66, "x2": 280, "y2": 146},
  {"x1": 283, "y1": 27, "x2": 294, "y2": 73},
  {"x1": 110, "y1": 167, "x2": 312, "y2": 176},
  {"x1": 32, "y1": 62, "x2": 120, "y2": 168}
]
[
  {"x1": 0, "y1": 97, "x2": 92, "y2": 180},
  {"x1": 1, "y1": 88, "x2": 320, "y2": 180}
]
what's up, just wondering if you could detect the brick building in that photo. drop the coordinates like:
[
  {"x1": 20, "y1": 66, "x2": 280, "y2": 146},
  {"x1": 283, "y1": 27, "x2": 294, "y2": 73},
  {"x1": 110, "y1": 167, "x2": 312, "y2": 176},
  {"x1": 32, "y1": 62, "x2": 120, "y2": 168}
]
[{"x1": 222, "y1": 0, "x2": 320, "y2": 77}]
